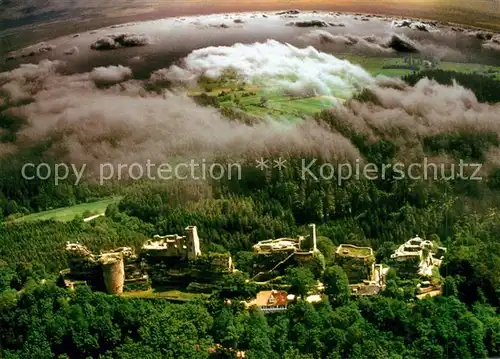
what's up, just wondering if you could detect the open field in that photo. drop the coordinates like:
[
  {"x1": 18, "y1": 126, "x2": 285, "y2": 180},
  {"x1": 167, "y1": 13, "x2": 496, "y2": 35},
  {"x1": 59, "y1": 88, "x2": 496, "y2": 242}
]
[
  {"x1": 13, "y1": 197, "x2": 121, "y2": 223},
  {"x1": 343, "y1": 54, "x2": 500, "y2": 79},
  {"x1": 219, "y1": 90, "x2": 338, "y2": 119},
  {"x1": 188, "y1": 55, "x2": 500, "y2": 121},
  {"x1": 122, "y1": 288, "x2": 209, "y2": 301},
  {"x1": 339, "y1": 55, "x2": 415, "y2": 77}
]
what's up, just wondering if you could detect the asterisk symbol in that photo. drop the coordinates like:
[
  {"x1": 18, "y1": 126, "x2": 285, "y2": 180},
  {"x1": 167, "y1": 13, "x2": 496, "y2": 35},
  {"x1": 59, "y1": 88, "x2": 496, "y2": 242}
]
[
  {"x1": 255, "y1": 157, "x2": 270, "y2": 170},
  {"x1": 273, "y1": 157, "x2": 287, "y2": 170}
]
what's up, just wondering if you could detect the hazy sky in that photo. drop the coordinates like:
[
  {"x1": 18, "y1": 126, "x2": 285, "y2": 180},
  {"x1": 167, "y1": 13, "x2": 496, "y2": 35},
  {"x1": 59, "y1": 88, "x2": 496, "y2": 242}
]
[
  {"x1": 0, "y1": 0, "x2": 498, "y2": 45},
  {"x1": 139, "y1": 0, "x2": 500, "y2": 20},
  {"x1": 1, "y1": 0, "x2": 499, "y2": 23}
]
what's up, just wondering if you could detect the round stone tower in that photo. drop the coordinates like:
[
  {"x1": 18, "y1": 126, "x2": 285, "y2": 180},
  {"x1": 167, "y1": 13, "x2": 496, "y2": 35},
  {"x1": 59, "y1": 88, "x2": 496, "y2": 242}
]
[{"x1": 100, "y1": 253, "x2": 125, "y2": 295}]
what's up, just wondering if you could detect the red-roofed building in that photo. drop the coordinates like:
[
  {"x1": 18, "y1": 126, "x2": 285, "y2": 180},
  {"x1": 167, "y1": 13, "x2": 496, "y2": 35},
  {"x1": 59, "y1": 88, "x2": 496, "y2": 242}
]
[{"x1": 245, "y1": 290, "x2": 289, "y2": 313}]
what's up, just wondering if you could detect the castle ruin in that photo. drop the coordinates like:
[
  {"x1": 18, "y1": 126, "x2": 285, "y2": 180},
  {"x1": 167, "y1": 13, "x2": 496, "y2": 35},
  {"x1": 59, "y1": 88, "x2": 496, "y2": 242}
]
[
  {"x1": 335, "y1": 244, "x2": 375, "y2": 284},
  {"x1": 335, "y1": 244, "x2": 388, "y2": 296},
  {"x1": 60, "y1": 225, "x2": 233, "y2": 294},
  {"x1": 390, "y1": 236, "x2": 446, "y2": 277},
  {"x1": 142, "y1": 225, "x2": 201, "y2": 260},
  {"x1": 100, "y1": 253, "x2": 125, "y2": 295},
  {"x1": 60, "y1": 242, "x2": 147, "y2": 295},
  {"x1": 250, "y1": 224, "x2": 321, "y2": 282},
  {"x1": 252, "y1": 223, "x2": 318, "y2": 254}
]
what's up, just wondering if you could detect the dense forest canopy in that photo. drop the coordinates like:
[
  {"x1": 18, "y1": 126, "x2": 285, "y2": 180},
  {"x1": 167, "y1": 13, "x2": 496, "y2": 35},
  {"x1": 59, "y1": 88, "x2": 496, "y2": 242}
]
[{"x1": 0, "y1": 68, "x2": 500, "y2": 358}]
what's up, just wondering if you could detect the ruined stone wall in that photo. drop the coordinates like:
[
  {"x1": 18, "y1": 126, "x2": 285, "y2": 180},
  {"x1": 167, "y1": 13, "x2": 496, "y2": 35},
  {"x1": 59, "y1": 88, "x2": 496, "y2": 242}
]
[
  {"x1": 336, "y1": 256, "x2": 374, "y2": 284},
  {"x1": 390, "y1": 256, "x2": 421, "y2": 279},
  {"x1": 67, "y1": 258, "x2": 99, "y2": 278},
  {"x1": 145, "y1": 252, "x2": 232, "y2": 286}
]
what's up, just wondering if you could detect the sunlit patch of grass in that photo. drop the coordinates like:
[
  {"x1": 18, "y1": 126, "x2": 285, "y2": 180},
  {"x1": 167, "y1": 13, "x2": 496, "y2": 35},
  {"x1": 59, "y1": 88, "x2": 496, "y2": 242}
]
[
  {"x1": 13, "y1": 197, "x2": 121, "y2": 223},
  {"x1": 121, "y1": 288, "x2": 209, "y2": 301},
  {"x1": 186, "y1": 55, "x2": 500, "y2": 121}
]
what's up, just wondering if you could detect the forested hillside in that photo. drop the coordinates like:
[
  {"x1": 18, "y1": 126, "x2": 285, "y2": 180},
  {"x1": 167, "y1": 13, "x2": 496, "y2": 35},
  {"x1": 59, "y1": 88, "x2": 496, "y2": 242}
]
[{"x1": 0, "y1": 69, "x2": 500, "y2": 358}]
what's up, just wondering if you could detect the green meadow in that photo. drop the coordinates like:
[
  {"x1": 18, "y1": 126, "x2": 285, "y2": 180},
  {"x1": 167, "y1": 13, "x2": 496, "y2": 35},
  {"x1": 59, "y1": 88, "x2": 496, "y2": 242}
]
[
  {"x1": 189, "y1": 54, "x2": 500, "y2": 121},
  {"x1": 12, "y1": 197, "x2": 121, "y2": 223}
]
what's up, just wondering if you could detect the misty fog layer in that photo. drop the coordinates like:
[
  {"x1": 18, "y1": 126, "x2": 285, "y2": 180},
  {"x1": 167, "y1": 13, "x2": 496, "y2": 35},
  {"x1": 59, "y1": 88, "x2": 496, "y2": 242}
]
[
  {"x1": 0, "y1": 60, "x2": 361, "y2": 175},
  {"x1": 164, "y1": 40, "x2": 374, "y2": 99},
  {"x1": 1, "y1": 23, "x2": 500, "y2": 179}
]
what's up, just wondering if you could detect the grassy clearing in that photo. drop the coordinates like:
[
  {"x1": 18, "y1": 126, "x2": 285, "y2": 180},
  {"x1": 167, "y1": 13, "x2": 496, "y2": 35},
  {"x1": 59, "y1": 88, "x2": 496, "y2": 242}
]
[
  {"x1": 217, "y1": 89, "x2": 337, "y2": 120},
  {"x1": 338, "y1": 244, "x2": 373, "y2": 257},
  {"x1": 342, "y1": 54, "x2": 500, "y2": 79},
  {"x1": 13, "y1": 197, "x2": 121, "y2": 223},
  {"x1": 190, "y1": 55, "x2": 500, "y2": 121},
  {"x1": 122, "y1": 288, "x2": 209, "y2": 301},
  {"x1": 266, "y1": 97, "x2": 335, "y2": 117},
  {"x1": 339, "y1": 55, "x2": 413, "y2": 77}
]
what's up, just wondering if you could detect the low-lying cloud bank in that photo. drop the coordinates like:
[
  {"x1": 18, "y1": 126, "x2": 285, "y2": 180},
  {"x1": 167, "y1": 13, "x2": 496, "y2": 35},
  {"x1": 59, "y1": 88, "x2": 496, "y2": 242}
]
[
  {"x1": 330, "y1": 77, "x2": 500, "y2": 158},
  {"x1": 0, "y1": 59, "x2": 359, "y2": 177},
  {"x1": 90, "y1": 65, "x2": 133, "y2": 84},
  {"x1": 1, "y1": 38, "x2": 500, "y2": 180},
  {"x1": 392, "y1": 19, "x2": 438, "y2": 32},
  {"x1": 299, "y1": 30, "x2": 465, "y2": 60},
  {"x1": 5, "y1": 10, "x2": 498, "y2": 68},
  {"x1": 0, "y1": 60, "x2": 64, "y2": 102},
  {"x1": 162, "y1": 40, "x2": 374, "y2": 100},
  {"x1": 299, "y1": 30, "x2": 395, "y2": 55},
  {"x1": 64, "y1": 46, "x2": 79, "y2": 56},
  {"x1": 0, "y1": 62, "x2": 134, "y2": 100},
  {"x1": 482, "y1": 34, "x2": 500, "y2": 51},
  {"x1": 90, "y1": 33, "x2": 152, "y2": 50},
  {"x1": 6, "y1": 42, "x2": 56, "y2": 61},
  {"x1": 299, "y1": 32, "x2": 420, "y2": 55}
]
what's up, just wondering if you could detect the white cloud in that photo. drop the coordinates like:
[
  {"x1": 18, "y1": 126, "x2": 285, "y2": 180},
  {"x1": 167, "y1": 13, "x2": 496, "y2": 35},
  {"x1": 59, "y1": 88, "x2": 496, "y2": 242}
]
[
  {"x1": 165, "y1": 40, "x2": 374, "y2": 100},
  {"x1": 90, "y1": 65, "x2": 133, "y2": 84},
  {"x1": 0, "y1": 59, "x2": 63, "y2": 102},
  {"x1": 299, "y1": 30, "x2": 394, "y2": 55},
  {"x1": 482, "y1": 34, "x2": 500, "y2": 51},
  {"x1": 64, "y1": 46, "x2": 79, "y2": 55},
  {"x1": 342, "y1": 77, "x2": 500, "y2": 143},
  {"x1": 0, "y1": 60, "x2": 359, "y2": 176},
  {"x1": 90, "y1": 33, "x2": 152, "y2": 50}
]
